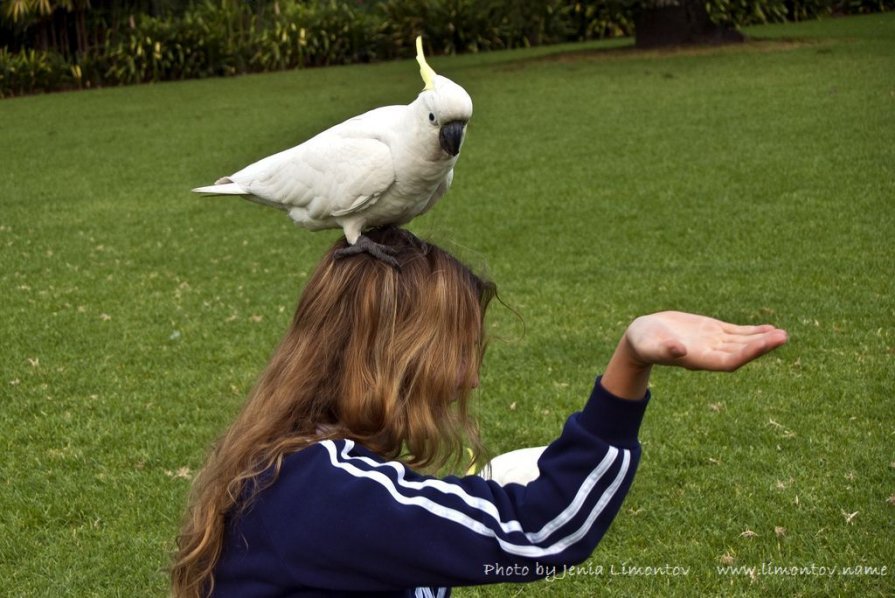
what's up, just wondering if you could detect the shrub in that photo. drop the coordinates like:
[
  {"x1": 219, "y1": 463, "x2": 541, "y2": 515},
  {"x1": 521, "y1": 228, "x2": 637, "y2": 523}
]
[
  {"x1": 0, "y1": 47, "x2": 72, "y2": 98},
  {"x1": 0, "y1": 0, "x2": 891, "y2": 98}
]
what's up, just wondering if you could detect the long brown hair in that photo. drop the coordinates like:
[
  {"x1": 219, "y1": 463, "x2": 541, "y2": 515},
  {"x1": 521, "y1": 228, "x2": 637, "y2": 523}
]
[{"x1": 171, "y1": 227, "x2": 496, "y2": 598}]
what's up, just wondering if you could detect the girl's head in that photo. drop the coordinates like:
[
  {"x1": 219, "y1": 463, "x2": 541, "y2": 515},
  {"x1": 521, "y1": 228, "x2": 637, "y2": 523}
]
[
  {"x1": 264, "y1": 226, "x2": 496, "y2": 467},
  {"x1": 172, "y1": 227, "x2": 495, "y2": 597}
]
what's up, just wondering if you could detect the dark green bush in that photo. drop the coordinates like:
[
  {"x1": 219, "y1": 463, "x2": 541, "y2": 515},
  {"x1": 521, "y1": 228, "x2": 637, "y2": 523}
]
[
  {"x1": 708, "y1": 0, "x2": 789, "y2": 26},
  {"x1": 0, "y1": 48, "x2": 73, "y2": 98},
  {"x1": 0, "y1": 0, "x2": 891, "y2": 98}
]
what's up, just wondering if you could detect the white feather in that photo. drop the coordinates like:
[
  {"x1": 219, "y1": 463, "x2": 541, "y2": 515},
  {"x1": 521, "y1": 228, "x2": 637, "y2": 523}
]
[
  {"x1": 193, "y1": 66, "x2": 473, "y2": 245},
  {"x1": 192, "y1": 182, "x2": 247, "y2": 195}
]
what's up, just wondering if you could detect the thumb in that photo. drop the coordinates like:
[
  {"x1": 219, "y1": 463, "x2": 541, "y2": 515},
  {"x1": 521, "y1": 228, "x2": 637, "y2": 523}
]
[{"x1": 662, "y1": 339, "x2": 688, "y2": 360}]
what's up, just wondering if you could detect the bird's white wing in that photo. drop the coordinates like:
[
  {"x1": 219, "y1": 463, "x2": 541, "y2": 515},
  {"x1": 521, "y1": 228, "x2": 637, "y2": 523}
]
[{"x1": 229, "y1": 132, "x2": 396, "y2": 222}]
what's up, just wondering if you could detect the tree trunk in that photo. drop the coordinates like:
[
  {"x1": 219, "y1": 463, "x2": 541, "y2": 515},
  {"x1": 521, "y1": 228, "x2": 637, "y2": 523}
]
[
  {"x1": 57, "y1": 11, "x2": 71, "y2": 58},
  {"x1": 76, "y1": 9, "x2": 89, "y2": 56},
  {"x1": 634, "y1": 1, "x2": 745, "y2": 49}
]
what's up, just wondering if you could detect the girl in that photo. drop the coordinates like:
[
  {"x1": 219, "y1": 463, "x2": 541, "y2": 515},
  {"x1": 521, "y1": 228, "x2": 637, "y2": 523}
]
[{"x1": 171, "y1": 227, "x2": 787, "y2": 597}]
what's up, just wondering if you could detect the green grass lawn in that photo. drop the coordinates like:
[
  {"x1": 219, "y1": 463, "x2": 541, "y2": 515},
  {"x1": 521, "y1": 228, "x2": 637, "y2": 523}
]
[{"x1": 2, "y1": 13, "x2": 893, "y2": 597}]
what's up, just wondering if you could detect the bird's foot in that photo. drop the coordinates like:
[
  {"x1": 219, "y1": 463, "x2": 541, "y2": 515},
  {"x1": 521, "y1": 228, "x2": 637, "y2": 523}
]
[{"x1": 334, "y1": 235, "x2": 400, "y2": 270}]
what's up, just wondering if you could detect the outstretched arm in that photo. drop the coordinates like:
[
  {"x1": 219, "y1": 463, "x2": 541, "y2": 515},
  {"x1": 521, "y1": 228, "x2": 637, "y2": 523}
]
[{"x1": 601, "y1": 311, "x2": 789, "y2": 400}]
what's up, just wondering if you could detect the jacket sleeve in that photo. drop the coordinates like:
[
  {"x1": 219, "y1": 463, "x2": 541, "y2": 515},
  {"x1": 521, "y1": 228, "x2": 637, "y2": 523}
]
[{"x1": 246, "y1": 376, "x2": 649, "y2": 591}]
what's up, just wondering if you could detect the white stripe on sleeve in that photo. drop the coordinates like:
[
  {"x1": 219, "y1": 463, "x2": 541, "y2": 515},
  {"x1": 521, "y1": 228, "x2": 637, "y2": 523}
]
[{"x1": 321, "y1": 440, "x2": 630, "y2": 558}]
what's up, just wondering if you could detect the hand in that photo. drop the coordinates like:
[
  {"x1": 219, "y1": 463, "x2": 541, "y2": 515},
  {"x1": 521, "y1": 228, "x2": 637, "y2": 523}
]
[
  {"x1": 601, "y1": 311, "x2": 788, "y2": 400},
  {"x1": 624, "y1": 311, "x2": 788, "y2": 372}
]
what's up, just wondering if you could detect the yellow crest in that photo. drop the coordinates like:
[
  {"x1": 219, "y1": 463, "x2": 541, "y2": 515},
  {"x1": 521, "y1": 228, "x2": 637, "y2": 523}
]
[{"x1": 415, "y1": 36, "x2": 437, "y2": 91}]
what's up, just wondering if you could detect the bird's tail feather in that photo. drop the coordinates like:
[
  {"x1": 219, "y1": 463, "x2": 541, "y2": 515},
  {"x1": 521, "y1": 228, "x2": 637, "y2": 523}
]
[
  {"x1": 192, "y1": 178, "x2": 248, "y2": 195},
  {"x1": 192, "y1": 178, "x2": 287, "y2": 210}
]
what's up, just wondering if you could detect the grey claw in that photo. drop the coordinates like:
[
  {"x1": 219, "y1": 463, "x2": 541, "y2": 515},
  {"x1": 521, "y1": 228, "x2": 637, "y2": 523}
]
[{"x1": 334, "y1": 235, "x2": 400, "y2": 270}]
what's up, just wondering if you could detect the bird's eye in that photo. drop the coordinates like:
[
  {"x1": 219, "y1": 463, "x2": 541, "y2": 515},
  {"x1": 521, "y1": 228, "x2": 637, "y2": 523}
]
[{"x1": 428, "y1": 113, "x2": 436, "y2": 124}]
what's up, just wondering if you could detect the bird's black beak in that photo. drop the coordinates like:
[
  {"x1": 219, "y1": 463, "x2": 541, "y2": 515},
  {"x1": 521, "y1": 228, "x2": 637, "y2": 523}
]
[{"x1": 439, "y1": 120, "x2": 466, "y2": 157}]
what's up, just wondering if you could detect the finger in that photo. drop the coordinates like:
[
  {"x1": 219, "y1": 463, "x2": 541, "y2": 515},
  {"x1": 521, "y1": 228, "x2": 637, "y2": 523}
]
[
  {"x1": 720, "y1": 322, "x2": 780, "y2": 336},
  {"x1": 723, "y1": 330, "x2": 789, "y2": 370},
  {"x1": 717, "y1": 331, "x2": 776, "y2": 350},
  {"x1": 718, "y1": 329, "x2": 784, "y2": 358}
]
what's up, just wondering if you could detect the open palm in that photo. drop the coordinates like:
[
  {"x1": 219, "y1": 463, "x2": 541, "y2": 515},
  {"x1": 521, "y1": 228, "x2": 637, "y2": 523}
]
[{"x1": 624, "y1": 311, "x2": 789, "y2": 372}]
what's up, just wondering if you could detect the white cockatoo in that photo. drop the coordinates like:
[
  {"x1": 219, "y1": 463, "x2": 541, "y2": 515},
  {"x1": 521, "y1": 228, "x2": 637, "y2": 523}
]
[{"x1": 193, "y1": 37, "x2": 472, "y2": 267}]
